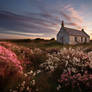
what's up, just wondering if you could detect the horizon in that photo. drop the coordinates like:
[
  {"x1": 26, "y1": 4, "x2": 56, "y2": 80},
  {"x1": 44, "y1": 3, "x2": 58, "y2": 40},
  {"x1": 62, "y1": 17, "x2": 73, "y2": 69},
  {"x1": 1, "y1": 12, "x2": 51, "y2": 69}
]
[{"x1": 0, "y1": 0, "x2": 92, "y2": 39}]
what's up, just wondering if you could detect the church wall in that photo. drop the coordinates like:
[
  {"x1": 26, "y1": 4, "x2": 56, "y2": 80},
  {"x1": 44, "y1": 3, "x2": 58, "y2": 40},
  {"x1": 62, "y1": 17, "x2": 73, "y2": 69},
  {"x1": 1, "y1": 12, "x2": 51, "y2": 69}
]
[
  {"x1": 69, "y1": 36, "x2": 90, "y2": 44},
  {"x1": 69, "y1": 36, "x2": 75, "y2": 44},
  {"x1": 87, "y1": 37, "x2": 90, "y2": 43},
  {"x1": 57, "y1": 29, "x2": 69, "y2": 44}
]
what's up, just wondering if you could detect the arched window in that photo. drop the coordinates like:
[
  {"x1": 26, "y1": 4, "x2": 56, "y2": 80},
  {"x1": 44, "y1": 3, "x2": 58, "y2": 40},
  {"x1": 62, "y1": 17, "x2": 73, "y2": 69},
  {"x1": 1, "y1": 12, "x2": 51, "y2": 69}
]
[
  {"x1": 85, "y1": 37, "x2": 87, "y2": 43},
  {"x1": 75, "y1": 37, "x2": 77, "y2": 42},
  {"x1": 81, "y1": 37, "x2": 83, "y2": 42},
  {"x1": 60, "y1": 37, "x2": 64, "y2": 43}
]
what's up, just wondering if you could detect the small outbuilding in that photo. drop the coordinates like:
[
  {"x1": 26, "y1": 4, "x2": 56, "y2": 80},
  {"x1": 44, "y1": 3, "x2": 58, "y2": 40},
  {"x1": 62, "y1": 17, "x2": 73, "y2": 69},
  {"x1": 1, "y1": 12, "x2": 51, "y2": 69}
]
[{"x1": 57, "y1": 21, "x2": 90, "y2": 44}]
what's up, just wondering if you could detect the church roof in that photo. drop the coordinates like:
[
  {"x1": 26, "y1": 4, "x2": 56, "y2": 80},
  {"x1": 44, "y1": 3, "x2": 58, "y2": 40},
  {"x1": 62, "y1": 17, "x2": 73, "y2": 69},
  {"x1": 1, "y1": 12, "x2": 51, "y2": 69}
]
[{"x1": 63, "y1": 27, "x2": 90, "y2": 38}]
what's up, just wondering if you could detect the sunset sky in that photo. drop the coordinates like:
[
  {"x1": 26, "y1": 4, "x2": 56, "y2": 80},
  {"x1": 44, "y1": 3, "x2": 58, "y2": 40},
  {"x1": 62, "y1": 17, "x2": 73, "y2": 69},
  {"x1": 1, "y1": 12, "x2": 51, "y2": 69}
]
[{"x1": 0, "y1": 0, "x2": 92, "y2": 39}]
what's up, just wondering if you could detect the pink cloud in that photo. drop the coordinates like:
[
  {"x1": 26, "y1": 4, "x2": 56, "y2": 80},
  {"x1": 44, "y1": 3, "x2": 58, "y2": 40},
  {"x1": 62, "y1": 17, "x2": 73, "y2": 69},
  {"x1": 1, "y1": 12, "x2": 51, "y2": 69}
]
[
  {"x1": 66, "y1": 22, "x2": 81, "y2": 29},
  {"x1": 68, "y1": 7, "x2": 83, "y2": 23},
  {"x1": 63, "y1": 4, "x2": 84, "y2": 29}
]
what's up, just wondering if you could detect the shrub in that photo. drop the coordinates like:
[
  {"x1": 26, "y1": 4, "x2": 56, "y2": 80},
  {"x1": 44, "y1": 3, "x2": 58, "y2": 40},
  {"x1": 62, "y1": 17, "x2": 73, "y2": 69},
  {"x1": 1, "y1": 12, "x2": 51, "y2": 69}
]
[
  {"x1": 56, "y1": 48, "x2": 92, "y2": 92},
  {"x1": 58, "y1": 72, "x2": 92, "y2": 92},
  {"x1": 30, "y1": 48, "x2": 48, "y2": 69},
  {"x1": 10, "y1": 70, "x2": 37, "y2": 92},
  {"x1": 0, "y1": 45, "x2": 23, "y2": 91},
  {"x1": 39, "y1": 48, "x2": 92, "y2": 91}
]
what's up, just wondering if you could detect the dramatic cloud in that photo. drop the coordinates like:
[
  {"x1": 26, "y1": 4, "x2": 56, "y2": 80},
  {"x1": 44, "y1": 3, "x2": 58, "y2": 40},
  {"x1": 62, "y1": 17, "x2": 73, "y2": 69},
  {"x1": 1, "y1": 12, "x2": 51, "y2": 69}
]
[
  {"x1": 67, "y1": 7, "x2": 83, "y2": 23},
  {"x1": 61, "y1": 5, "x2": 83, "y2": 29},
  {"x1": 65, "y1": 22, "x2": 82, "y2": 29},
  {"x1": 0, "y1": 6, "x2": 84, "y2": 39},
  {"x1": 0, "y1": 10, "x2": 58, "y2": 36},
  {"x1": 36, "y1": 4, "x2": 84, "y2": 29},
  {"x1": 90, "y1": 33, "x2": 92, "y2": 39},
  {"x1": 0, "y1": 33, "x2": 29, "y2": 39},
  {"x1": 0, "y1": 0, "x2": 92, "y2": 39},
  {"x1": 0, "y1": 1, "x2": 89, "y2": 39}
]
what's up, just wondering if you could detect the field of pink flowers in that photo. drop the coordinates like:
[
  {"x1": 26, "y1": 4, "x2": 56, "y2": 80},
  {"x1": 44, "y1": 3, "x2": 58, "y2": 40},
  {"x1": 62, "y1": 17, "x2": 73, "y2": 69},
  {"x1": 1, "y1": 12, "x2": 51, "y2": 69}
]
[{"x1": 0, "y1": 41, "x2": 92, "y2": 92}]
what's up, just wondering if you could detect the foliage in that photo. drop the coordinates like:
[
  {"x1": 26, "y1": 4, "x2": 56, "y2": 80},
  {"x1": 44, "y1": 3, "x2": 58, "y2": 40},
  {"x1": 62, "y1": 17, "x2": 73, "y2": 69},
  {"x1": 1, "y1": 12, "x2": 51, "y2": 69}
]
[
  {"x1": 0, "y1": 41, "x2": 92, "y2": 92},
  {"x1": 0, "y1": 45, "x2": 23, "y2": 92}
]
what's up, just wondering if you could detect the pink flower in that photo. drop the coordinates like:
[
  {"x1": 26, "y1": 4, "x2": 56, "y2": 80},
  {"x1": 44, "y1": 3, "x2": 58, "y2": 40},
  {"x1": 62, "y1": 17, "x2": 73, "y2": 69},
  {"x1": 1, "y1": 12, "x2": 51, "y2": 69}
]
[
  {"x1": 89, "y1": 75, "x2": 92, "y2": 79},
  {"x1": 0, "y1": 45, "x2": 22, "y2": 71}
]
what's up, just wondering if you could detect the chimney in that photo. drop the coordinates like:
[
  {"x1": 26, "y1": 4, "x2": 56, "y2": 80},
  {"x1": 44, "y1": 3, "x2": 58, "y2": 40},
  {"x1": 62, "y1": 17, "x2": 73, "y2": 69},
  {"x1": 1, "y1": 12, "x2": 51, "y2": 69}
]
[{"x1": 61, "y1": 20, "x2": 64, "y2": 28}]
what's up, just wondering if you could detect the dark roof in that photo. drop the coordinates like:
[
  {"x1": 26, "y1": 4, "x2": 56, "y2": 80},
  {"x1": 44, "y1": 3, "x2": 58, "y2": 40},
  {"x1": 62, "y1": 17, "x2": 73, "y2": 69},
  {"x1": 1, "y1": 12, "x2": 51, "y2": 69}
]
[{"x1": 63, "y1": 27, "x2": 90, "y2": 37}]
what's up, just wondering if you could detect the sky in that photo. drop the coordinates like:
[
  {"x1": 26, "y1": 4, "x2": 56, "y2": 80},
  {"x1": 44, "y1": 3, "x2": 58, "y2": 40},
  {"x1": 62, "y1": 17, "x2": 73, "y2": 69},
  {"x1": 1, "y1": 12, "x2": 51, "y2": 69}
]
[{"x1": 0, "y1": 0, "x2": 92, "y2": 39}]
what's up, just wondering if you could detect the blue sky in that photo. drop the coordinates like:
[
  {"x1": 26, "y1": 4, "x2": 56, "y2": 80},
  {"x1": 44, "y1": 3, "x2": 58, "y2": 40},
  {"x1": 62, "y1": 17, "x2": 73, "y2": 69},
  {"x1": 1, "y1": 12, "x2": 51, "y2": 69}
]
[{"x1": 0, "y1": 0, "x2": 92, "y2": 39}]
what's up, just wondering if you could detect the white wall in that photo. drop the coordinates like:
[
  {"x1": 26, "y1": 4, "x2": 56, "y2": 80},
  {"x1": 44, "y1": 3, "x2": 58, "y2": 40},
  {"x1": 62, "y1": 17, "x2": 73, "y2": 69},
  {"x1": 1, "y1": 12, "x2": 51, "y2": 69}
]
[
  {"x1": 69, "y1": 36, "x2": 75, "y2": 44},
  {"x1": 57, "y1": 29, "x2": 69, "y2": 44},
  {"x1": 57, "y1": 28, "x2": 90, "y2": 45},
  {"x1": 69, "y1": 36, "x2": 90, "y2": 44}
]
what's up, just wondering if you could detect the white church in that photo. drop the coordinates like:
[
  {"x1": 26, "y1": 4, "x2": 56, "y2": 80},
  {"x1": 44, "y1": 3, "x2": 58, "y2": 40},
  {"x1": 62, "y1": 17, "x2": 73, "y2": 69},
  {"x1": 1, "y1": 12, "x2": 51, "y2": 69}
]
[{"x1": 57, "y1": 21, "x2": 90, "y2": 45}]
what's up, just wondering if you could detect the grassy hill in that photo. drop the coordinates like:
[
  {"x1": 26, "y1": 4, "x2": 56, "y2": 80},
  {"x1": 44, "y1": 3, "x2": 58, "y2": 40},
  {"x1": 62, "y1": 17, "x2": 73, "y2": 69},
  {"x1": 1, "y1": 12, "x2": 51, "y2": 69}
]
[
  {"x1": 1, "y1": 39, "x2": 92, "y2": 49},
  {"x1": 0, "y1": 39, "x2": 92, "y2": 92}
]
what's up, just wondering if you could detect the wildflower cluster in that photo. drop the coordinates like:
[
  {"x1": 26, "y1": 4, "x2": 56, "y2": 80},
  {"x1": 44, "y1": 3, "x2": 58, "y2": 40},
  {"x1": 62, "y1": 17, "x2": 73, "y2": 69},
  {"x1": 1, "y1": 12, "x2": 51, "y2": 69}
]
[
  {"x1": 10, "y1": 68, "x2": 42, "y2": 92},
  {"x1": 40, "y1": 53, "x2": 60, "y2": 72},
  {"x1": 0, "y1": 41, "x2": 92, "y2": 92},
  {"x1": 57, "y1": 71, "x2": 92, "y2": 91},
  {"x1": 0, "y1": 45, "x2": 23, "y2": 91},
  {"x1": 39, "y1": 48, "x2": 92, "y2": 91},
  {"x1": 56, "y1": 48, "x2": 92, "y2": 91},
  {"x1": 9, "y1": 70, "x2": 36, "y2": 92},
  {"x1": 0, "y1": 45, "x2": 22, "y2": 72}
]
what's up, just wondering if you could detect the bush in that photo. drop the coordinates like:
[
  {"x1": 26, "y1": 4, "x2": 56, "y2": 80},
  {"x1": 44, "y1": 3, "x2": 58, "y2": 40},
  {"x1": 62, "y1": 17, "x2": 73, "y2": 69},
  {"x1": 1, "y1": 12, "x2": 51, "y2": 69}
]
[
  {"x1": 30, "y1": 48, "x2": 48, "y2": 69},
  {"x1": 39, "y1": 48, "x2": 92, "y2": 91},
  {"x1": 56, "y1": 48, "x2": 92, "y2": 92},
  {"x1": 58, "y1": 72, "x2": 92, "y2": 92},
  {"x1": 0, "y1": 45, "x2": 23, "y2": 91}
]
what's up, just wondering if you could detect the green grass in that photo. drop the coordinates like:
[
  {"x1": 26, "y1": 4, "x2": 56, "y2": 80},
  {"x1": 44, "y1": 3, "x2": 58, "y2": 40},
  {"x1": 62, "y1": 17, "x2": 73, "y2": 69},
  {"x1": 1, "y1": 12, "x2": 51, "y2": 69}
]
[
  {"x1": 8, "y1": 39, "x2": 63, "y2": 49},
  {"x1": 7, "y1": 39, "x2": 92, "y2": 50}
]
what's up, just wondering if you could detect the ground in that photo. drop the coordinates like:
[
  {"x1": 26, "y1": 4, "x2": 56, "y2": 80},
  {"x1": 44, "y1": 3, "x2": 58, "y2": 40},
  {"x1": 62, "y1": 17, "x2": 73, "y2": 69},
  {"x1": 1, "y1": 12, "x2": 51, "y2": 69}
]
[
  {"x1": 0, "y1": 39, "x2": 92, "y2": 92},
  {"x1": 1, "y1": 39, "x2": 91, "y2": 49}
]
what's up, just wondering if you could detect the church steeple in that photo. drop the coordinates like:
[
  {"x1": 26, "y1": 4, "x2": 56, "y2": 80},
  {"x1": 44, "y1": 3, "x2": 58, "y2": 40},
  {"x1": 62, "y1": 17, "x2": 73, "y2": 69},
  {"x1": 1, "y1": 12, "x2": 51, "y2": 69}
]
[
  {"x1": 61, "y1": 20, "x2": 64, "y2": 28},
  {"x1": 81, "y1": 29, "x2": 84, "y2": 32}
]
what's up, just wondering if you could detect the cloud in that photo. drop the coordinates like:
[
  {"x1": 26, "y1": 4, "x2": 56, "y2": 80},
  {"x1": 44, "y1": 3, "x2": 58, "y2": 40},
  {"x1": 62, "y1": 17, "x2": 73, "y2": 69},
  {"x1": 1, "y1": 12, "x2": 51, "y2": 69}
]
[
  {"x1": 0, "y1": 3, "x2": 85, "y2": 39},
  {"x1": 66, "y1": 22, "x2": 81, "y2": 29},
  {"x1": 62, "y1": 5, "x2": 83, "y2": 29},
  {"x1": 67, "y1": 8, "x2": 83, "y2": 23},
  {"x1": 90, "y1": 33, "x2": 92, "y2": 39},
  {"x1": 0, "y1": 10, "x2": 57, "y2": 34},
  {"x1": 6, "y1": 31, "x2": 44, "y2": 36},
  {"x1": 0, "y1": 33, "x2": 29, "y2": 39},
  {"x1": 37, "y1": 4, "x2": 84, "y2": 29}
]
